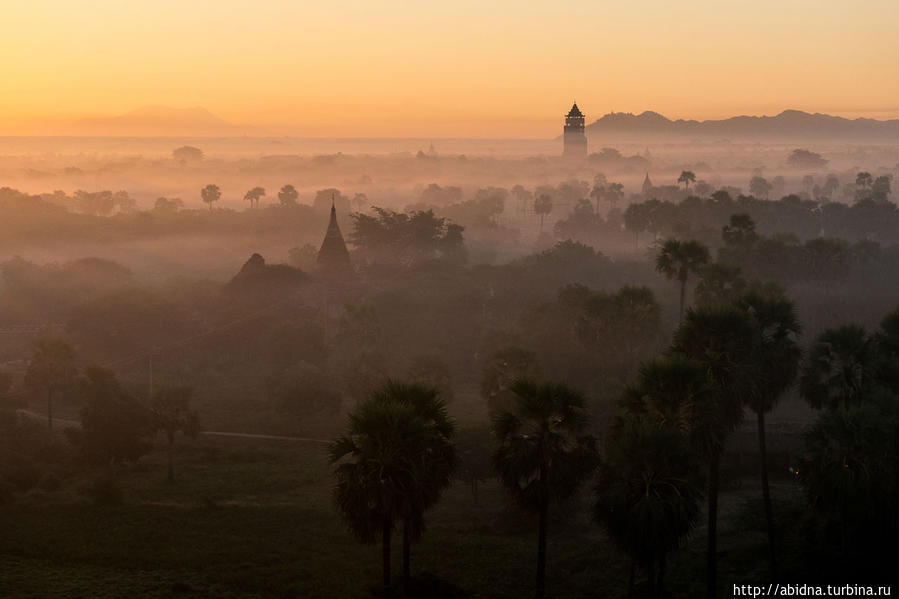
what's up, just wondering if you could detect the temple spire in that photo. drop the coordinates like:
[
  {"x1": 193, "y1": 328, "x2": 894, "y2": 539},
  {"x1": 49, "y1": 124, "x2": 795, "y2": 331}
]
[{"x1": 317, "y1": 194, "x2": 353, "y2": 276}]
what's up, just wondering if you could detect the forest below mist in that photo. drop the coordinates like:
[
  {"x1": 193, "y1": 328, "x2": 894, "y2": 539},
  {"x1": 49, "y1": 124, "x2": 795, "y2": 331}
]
[{"x1": 1, "y1": 140, "x2": 898, "y2": 598}]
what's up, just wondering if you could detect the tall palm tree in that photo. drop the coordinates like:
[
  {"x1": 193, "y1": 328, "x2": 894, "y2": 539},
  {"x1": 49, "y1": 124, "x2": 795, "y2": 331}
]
[
  {"x1": 150, "y1": 385, "x2": 200, "y2": 483},
  {"x1": 799, "y1": 325, "x2": 877, "y2": 410},
  {"x1": 600, "y1": 356, "x2": 709, "y2": 598},
  {"x1": 24, "y1": 338, "x2": 76, "y2": 430},
  {"x1": 330, "y1": 382, "x2": 454, "y2": 598},
  {"x1": 655, "y1": 239, "x2": 711, "y2": 324},
  {"x1": 672, "y1": 306, "x2": 758, "y2": 599},
  {"x1": 735, "y1": 290, "x2": 801, "y2": 578},
  {"x1": 370, "y1": 381, "x2": 455, "y2": 593},
  {"x1": 492, "y1": 379, "x2": 598, "y2": 599},
  {"x1": 595, "y1": 416, "x2": 702, "y2": 599},
  {"x1": 534, "y1": 194, "x2": 553, "y2": 234},
  {"x1": 677, "y1": 170, "x2": 696, "y2": 191}
]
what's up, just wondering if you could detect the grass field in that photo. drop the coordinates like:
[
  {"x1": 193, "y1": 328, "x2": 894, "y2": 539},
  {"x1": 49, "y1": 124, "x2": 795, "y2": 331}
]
[{"x1": 0, "y1": 428, "x2": 825, "y2": 599}]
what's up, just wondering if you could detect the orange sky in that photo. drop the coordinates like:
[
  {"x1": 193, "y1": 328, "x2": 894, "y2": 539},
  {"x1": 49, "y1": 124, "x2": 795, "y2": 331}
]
[{"x1": 2, "y1": 0, "x2": 898, "y2": 137}]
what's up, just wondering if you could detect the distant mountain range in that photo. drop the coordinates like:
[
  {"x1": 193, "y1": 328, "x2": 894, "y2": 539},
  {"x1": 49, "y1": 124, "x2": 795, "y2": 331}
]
[
  {"x1": 585, "y1": 110, "x2": 899, "y2": 139},
  {"x1": 68, "y1": 105, "x2": 265, "y2": 137}
]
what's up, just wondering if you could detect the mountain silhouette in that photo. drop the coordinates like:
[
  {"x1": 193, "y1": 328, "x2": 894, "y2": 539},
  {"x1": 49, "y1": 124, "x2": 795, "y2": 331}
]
[
  {"x1": 70, "y1": 105, "x2": 260, "y2": 136},
  {"x1": 585, "y1": 109, "x2": 899, "y2": 139}
]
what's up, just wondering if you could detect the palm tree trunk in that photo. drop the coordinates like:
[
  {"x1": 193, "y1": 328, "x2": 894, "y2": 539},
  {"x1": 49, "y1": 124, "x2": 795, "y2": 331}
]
[
  {"x1": 627, "y1": 558, "x2": 635, "y2": 599},
  {"x1": 757, "y1": 409, "x2": 776, "y2": 578},
  {"x1": 382, "y1": 519, "x2": 392, "y2": 598},
  {"x1": 647, "y1": 560, "x2": 656, "y2": 599},
  {"x1": 536, "y1": 499, "x2": 548, "y2": 599},
  {"x1": 539, "y1": 214, "x2": 545, "y2": 234},
  {"x1": 658, "y1": 554, "x2": 666, "y2": 599},
  {"x1": 679, "y1": 279, "x2": 687, "y2": 325},
  {"x1": 47, "y1": 388, "x2": 53, "y2": 431},
  {"x1": 166, "y1": 432, "x2": 175, "y2": 483},
  {"x1": 402, "y1": 517, "x2": 411, "y2": 596},
  {"x1": 707, "y1": 453, "x2": 719, "y2": 599}
]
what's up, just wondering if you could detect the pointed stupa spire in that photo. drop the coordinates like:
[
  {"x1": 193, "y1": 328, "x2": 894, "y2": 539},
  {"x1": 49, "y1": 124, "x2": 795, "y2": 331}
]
[
  {"x1": 642, "y1": 172, "x2": 653, "y2": 195},
  {"x1": 317, "y1": 193, "x2": 353, "y2": 276}
]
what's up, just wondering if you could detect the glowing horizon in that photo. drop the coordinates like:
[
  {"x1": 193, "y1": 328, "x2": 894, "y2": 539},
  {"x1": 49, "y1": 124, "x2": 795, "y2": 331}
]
[{"x1": 2, "y1": 0, "x2": 898, "y2": 137}]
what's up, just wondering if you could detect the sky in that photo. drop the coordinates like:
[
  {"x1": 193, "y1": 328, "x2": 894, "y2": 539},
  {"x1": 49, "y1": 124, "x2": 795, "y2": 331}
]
[{"x1": 2, "y1": 0, "x2": 898, "y2": 137}]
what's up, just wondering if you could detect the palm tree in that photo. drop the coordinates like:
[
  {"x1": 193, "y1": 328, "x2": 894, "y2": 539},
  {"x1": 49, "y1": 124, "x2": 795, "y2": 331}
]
[
  {"x1": 677, "y1": 170, "x2": 696, "y2": 191},
  {"x1": 370, "y1": 381, "x2": 455, "y2": 593},
  {"x1": 799, "y1": 325, "x2": 877, "y2": 411},
  {"x1": 672, "y1": 306, "x2": 758, "y2": 599},
  {"x1": 534, "y1": 194, "x2": 553, "y2": 234},
  {"x1": 735, "y1": 290, "x2": 801, "y2": 578},
  {"x1": 24, "y1": 338, "x2": 76, "y2": 430},
  {"x1": 600, "y1": 356, "x2": 709, "y2": 598},
  {"x1": 200, "y1": 184, "x2": 221, "y2": 211},
  {"x1": 150, "y1": 385, "x2": 200, "y2": 483},
  {"x1": 492, "y1": 379, "x2": 598, "y2": 599},
  {"x1": 595, "y1": 416, "x2": 702, "y2": 599},
  {"x1": 244, "y1": 186, "x2": 265, "y2": 208},
  {"x1": 655, "y1": 239, "x2": 711, "y2": 324},
  {"x1": 330, "y1": 382, "x2": 454, "y2": 597}
]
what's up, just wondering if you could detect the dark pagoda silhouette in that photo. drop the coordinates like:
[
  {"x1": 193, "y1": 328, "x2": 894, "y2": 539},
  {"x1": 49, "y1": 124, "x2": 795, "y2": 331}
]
[
  {"x1": 316, "y1": 195, "x2": 353, "y2": 276},
  {"x1": 563, "y1": 102, "x2": 587, "y2": 159}
]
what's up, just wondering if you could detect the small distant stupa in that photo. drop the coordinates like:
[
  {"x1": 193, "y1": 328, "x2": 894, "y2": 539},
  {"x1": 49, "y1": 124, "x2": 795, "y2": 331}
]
[
  {"x1": 316, "y1": 195, "x2": 353, "y2": 276},
  {"x1": 563, "y1": 102, "x2": 587, "y2": 159},
  {"x1": 642, "y1": 173, "x2": 653, "y2": 195}
]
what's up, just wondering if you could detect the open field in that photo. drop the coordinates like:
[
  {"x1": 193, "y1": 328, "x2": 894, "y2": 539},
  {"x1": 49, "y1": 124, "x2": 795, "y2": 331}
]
[{"x1": 0, "y1": 432, "x2": 825, "y2": 599}]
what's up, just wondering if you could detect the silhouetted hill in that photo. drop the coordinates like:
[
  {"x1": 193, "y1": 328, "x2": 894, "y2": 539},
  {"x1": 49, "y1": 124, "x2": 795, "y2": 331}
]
[
  {"x1": 585, "y1": 110, "x2": 899, "y2": 139},
  {"x1": 69, "y1": 105, "x2": 264, "y2": 137}
]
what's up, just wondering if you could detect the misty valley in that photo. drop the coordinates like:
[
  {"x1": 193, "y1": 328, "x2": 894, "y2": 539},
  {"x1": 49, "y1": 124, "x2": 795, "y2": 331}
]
[{"x1": 1, "y1": 134, "x2": 897, "y2": 599}]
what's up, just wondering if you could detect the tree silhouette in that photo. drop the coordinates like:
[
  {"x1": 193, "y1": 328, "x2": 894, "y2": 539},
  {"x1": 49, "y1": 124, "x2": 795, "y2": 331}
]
[
  {"x1": 78, "y1": 366, "x2": 153, "y2": 469},
  {"x1": 200, "y1": 184, "x2": 221, "y2": 211},
  {"x1": 799, "y1": 325, "x2": 878, "y2": 410},
  {"x1": 172, "y1": 146, "x2": 203, "y2": 164},
  {"x1": 749, "y1": 176, "x2": 772, "y2": 200},
  {"x1": 277, "y1": 184, "x2": 299, "y2": 206},
  {"x1": 624, "y1": 203, "x2": 651, "y2": 251},
  {"x1": 243, "y1": 186, "x2": 265, "y2": 208},
  {"x1": 736, "y1": 289, "x2": 802, "y2": 577},
  {"x1": 855, "y1": 172, "x2": 873, "y2": 189},
  {"x1": 595, "y1": 416, "x2": 702, "y2": 599},
  {"x1": 330, "y1": 382, "x2": 454, "y2": 597},
  {"x1": 534, "y1": 194, "x2": 553, "y2": 234},
  {"x1": 672, "y1": 306, "x2": 758, "y2": 599},
  {"x1": 150, "y1": 386, "x2": 200, "y2": 483},
  {"x1": 655, "y1": 239, "x2": 710, "y2": 324},
  {"x1": 677, "y1": 170, "x2": 696, "y2": 191},
  {"x1": 600, "y1": 355, "x2": 709, "y2": 597},
  {"x1": 371, "y1": 381, "x2": 455, "y2": 593},
  {"x1": 24, "y1": 338, "x2": 76, "y2": 430},
  {"x1": 492, "y1": 379, "x2": 598, "y2": 599}
]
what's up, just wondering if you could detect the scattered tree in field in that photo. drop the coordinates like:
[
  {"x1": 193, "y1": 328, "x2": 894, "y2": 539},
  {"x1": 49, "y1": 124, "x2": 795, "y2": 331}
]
[
  {"x1": 150, "y1": 386, "x2": 200, "y2": 483},
  {"x1": 677, "y1": 170, "x2": 696, "y2": 191},
  {"x1": 244, "y1": 186, "x2": 265, "y2": 208},
  {"x1": 78, "y1": 366, "x2": 153, "y2": 469},
  {"x1": 787, "y1": 149, "x2": 827, "y2": 169},
  {"x1": 596, "y1": 356, "x2": 708, "y2": 598},
  {"x1": 749, "y1": 176, "x2": 772, "y2": 200},
  {"x1": 277, "y1": 184, "x2": 299, "y2": 206},
  {"x1": 672, "y1": 306, "x2": 758, "y2": 599},
  {"x1": 534, "y1": 194, "x2": 553, "y2": 234},
  {"x1": 172, "y1": 146, "x2": 204, "y2": 164},
  {"x1": 200, "y1": 184, "x2": 221, "y2": 211},
  {"x1": 655, "y1": 239, "x2": 710, "y2": 323},
  {"x1": 736, "y1": 289, "x2": 802, "y2": 577},
  {"x1": 492, "y1": 379, "x2": 598, "y2": 599},
  {"x1": 24, "y1": 338, "x2": 76, "y2": 430},
  {"x1": 330, "y1": 381, "x2": 455, "y2": 597}
]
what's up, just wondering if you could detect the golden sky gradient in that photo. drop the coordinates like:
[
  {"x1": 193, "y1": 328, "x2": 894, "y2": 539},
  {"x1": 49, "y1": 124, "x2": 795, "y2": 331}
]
[{"x1": 2, "y1": 0, "x2": 898, "y2": 137}]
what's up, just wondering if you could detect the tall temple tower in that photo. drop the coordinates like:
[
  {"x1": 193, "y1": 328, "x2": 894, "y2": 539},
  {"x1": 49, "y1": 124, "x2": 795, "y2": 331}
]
[
  {"x1": 316, "y1": 196, "x2": 353, "y2": 276},
  {"x1": 563, "y1": 102, "x2": 587, "y2": 159}
]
